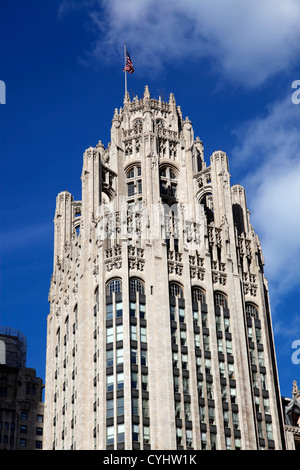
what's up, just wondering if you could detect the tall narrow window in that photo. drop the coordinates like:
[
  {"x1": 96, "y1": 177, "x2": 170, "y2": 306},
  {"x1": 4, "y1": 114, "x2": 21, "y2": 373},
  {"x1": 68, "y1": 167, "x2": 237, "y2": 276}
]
[
  {"x1": 159, "y1": 166, "x2": 178, "y2": 206},
  {"x1": 126, "y1": 165, "x2": 142, "y2": 210}
]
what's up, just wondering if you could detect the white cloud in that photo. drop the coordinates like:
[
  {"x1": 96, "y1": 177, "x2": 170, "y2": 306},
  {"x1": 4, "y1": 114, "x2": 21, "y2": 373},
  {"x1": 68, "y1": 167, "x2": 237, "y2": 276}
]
[
  {"x1": 231, "y1": 96, "x2": 300, "y2": 298},
  {"x1": 58, "y1": 0, "x2": 300, "y2": 87}
]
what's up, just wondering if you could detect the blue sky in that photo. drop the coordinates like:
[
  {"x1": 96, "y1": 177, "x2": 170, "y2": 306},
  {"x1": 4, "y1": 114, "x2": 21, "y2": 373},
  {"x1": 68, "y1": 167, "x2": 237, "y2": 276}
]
[{"x1": 0, "y1": 0, "x2": 299, "y2": 398}]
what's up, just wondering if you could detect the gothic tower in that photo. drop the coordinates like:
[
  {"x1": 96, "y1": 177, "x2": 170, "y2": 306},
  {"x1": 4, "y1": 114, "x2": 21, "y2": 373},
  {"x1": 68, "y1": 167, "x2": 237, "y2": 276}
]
[{"x1": 44, "y1": 86, "x2": 284, "y2": 450}]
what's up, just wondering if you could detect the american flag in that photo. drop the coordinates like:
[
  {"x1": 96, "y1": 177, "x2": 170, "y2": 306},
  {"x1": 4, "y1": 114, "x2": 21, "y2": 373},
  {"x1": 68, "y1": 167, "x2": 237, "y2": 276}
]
[{"x1": 123, "y1": 47, "x2": 134, "y2": 74}]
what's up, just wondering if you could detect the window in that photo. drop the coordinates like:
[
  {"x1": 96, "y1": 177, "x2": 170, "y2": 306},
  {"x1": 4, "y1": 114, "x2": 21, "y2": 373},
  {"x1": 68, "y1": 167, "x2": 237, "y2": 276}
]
[
  {"x1": 143, "y1": 426, "x2": 150, "y2": 445},
  {"x1": 128, "y1": 182, "x2": 135, "y2": 197},
  {"x1": 106, "y1": 304, "x2": 113, "y2": 320},
  {"x1": 169, "y1": 283, "x2": 183, "y2": 299},
  {"x1": 20, "y1": 425, "x2": 27, "y2": 434},
  {"x1": 141, "y1": 374, "x2": 148, "y2": 391},
  {"x1": 130, "y1": 278, "x2": 144, "y2": 295},
  {"x1": 132, "y1": 397, "x2": 139, "y2": 415},
  {"x1": 130, "y1": 325, "x2": 137, "y2": 341},
  {"x1": 19, "y1": 438, "x2": 26, "y2": 447},
  {"x1": 117, "y1": 372, "x2": 124, "y2": 390},
  {"x1": 232, "y1": 412, "x2": 239, "y2": 430},
  {"x1": 207, "y1": 383, "x2": 213, "y2": 399},
  {"x1": 116, "y1": 348, "x2": 123, "y2": 365},
  {"x1": 211, "y1": 433, "x2": 217, "y2": 450},
  {"x1": 170, "y1": 305, "x2": 175, "y2": 321},
  {"x1": 126, "y1": 166, "x2": 142, "y2": 207},
  {"x1": 193, "y1": 309, "x2": 199, "y2": 326},
  {"x1": 246, "y1": 303, "x2": 258, "y2": 319},
  {"x1": 36, "y1": 427, "x2": 43, "y2": 436},
  {"x1": 140, "y1": 327, "x2": 147, "y2": 343},
  {"x1": 106, "y1": 327, "x2": 113, "y2": 343},
  {"x1": 116, "y1": 325, "x2": 123, "y2": 342},
  {"x1": 182, "y1": 354, "x2": 188, "y2": 370},
  {"x1": 202, "y1": 312, "x2": 208, "y2": 328},
  {"x1": 118, "y1": 424, "x2": 125, "y2": 443},
  {"x1": 184, "y1": 402, "x2": 191, "y2": 420},
  {"x1": 107, "y1": 375, "x2": 114, "y2": 392},
  {"x1": 130, "y1": 302, "x2": 136, "y2": 317},
  {"x1": 116, "y1": 301, "x2": 123, "y2": 317},
  {"x1": 200, "y1": 192, "x2": 214, "y2": 224},
  {"x1": 132, "y1": 372, "x2": 138, "y2": 389},
  {"x1": 21, "y1": 412, "x2": 28, "y2": 421},
  {"x1": 107, "y1": 426, "x2": 114, "y2": 445},
  {"x1": 107, "y1": 399, "x2": 114, "y2": 418},
  {"x1": 214, "y1": 292, "x2": 227, "y2": 308},
  {"x1": 141, "y1": 349, "x2": 147, "y2": 366},
  {"x1": 117, "y1": 397, "x2": 124, "y2": 416},
  {"x1": 208, "y1": 407, "x2": 215, "y2": 425},
  {"x1": 176, "y1": 428, "x2": 183, "y2": 446},
  {"x1": 225, "y1": 436, "x2": 232, "y2": 450},
  {"x1": 131, "y1": 348, "x2": 138, "y2": 364},
  {"x1": 179, "y1": 307, "x2": 185, "y2": 323},
  {"x1": 127, "y1": 168, "x2": 135, "y2": 179},
  {"x1": 192, "y1": 287, "x2": 205, "y2": 303},
  {"x1": 107, "y1": 349, "x2": 113, "y2": 367},
  {"x1": 139, "y1": 304, "x2": 146, "y2": 319},
  {"x1": 160, "y1": 166, "x2": 178, "y2": 204},
  {"x1": 183, "y1": 377, "x2": 189, "y2": 395},
  {"x1": 107, "y1": 278, "x2": 122, "y2": 295},
  {"x1": 186, "y1": 430, "x2": 193, "y2": 448},
  {"x1": 201, "y1": 432, "x2": 207, "y2": 449},
  {"x1": 132, "y1": 424, "x2": 139, "y2": 442}
]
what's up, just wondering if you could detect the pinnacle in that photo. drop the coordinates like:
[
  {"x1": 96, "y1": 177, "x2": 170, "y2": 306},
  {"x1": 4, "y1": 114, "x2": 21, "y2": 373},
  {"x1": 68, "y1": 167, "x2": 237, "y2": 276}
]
[{"x1": 143, "y1": 85, "x2": 150, "y2": 99}]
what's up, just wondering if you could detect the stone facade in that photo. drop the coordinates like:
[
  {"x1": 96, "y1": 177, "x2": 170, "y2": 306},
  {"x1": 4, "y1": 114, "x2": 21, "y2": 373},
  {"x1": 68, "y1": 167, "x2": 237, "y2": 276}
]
[{"x1": 44, "y1": 86, "x2": 284, "y2": 450}]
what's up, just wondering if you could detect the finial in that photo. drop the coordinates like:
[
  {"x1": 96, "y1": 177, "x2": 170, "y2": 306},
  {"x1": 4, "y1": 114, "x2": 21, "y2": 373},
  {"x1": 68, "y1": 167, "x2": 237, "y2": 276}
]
[
  {"x1": 96, "y1": 140, "x2": 105, "y2": 149},
  {"x1": 292, "y1": 380, "x2": 299, "y2": 399},
  {"x1": 169, "y1": 92, "x2": 176, "y2": 104},
  {"x1": 143, "y1": 85, "x2": 150, "y2": 99},
  {"x1": 169, "y1": 92, "x2": 176, "y2": 112}
]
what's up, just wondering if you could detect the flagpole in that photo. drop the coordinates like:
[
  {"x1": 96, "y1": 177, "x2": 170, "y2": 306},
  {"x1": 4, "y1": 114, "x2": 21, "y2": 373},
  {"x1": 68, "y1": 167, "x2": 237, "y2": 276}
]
[{"x1": 124, "y1": 43, "x2": 127, "y2": 95}]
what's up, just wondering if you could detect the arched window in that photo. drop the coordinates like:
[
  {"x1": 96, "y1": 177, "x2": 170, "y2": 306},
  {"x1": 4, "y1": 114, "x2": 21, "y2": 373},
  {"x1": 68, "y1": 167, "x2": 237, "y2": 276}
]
[
  {"x1": 192, "y1": 287, "x2": 206, "y2": 303},
  {"x1": 169, "y1": 282, "x2": 184, "y2": 299},
  {"x1": 106, "y1": 278, "x2": 122, "y2": 295},
  {"x1": 214, "y1": 292, "x2": 227, "y2": 308},
  {"x1": 245, "y1": 303, "x2": 259, "y2": 319},
  {"x1": 126, "y1": 165, "x2": 142, "y2": 211},
  {"x1": 74, "y1": 222, "x2": 80, "y2": 237},
  {"x1": 160, "y1": 166, "x2": 178, "y2": 206},
  {"x1": 129, "y1": 278, "x2": 144, "y2": 295},
  {"x1": 200, "y1": 192, "x2": 214, "y2": 224}
]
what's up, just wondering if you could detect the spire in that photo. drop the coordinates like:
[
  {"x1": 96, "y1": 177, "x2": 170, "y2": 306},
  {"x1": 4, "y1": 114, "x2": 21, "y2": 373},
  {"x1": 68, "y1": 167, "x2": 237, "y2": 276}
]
[
  {"x1": 124, "y1": 91, "x2": 130, "y2": 105},
  {"x1": 143, "y1": 85, "x2": 151, "y2": 100},
  {"x1": 169, "y1": 92, "x2": 176, "y2": 112},
  {"x1": 292, "y1": 380, "x2": 300, "y2": 399}
]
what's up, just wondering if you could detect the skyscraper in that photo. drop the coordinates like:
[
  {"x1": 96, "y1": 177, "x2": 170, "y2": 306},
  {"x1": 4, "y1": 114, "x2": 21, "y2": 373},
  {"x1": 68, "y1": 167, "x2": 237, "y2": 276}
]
[
  {"x1": 0, "y1": 327, "x2": 44, "y2": 450},
  {"x1": 44, "y1": 87, "x2": 284, "y2": 450}
]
